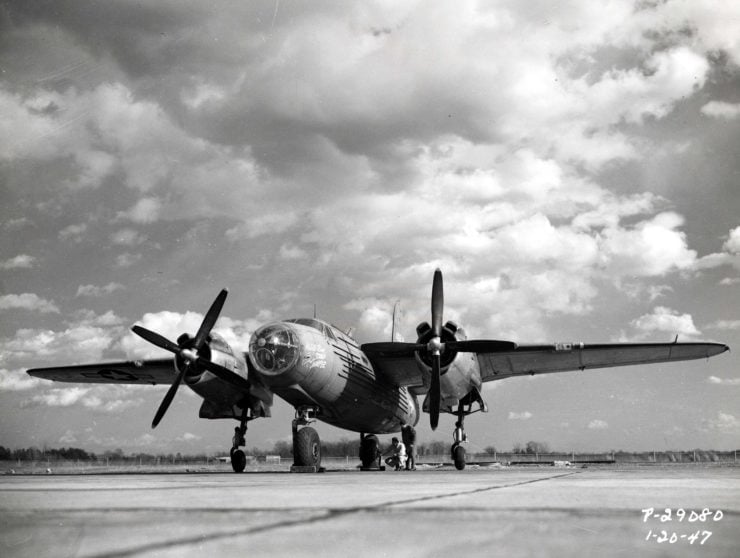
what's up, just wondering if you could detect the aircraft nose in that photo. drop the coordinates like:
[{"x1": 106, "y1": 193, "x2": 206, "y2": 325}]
[{"x1": 249, "y1": 323, "x2": 300, "y2": 376}]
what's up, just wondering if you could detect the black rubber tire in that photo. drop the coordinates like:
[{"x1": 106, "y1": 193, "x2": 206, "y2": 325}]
[
  {"x1": 453, "y1": 444, "x2": 466, "y2": 471},
  {"x1": 359, "y1": 434, "x2": 380, "y2": 468},
  {"x1": 294, "y1": 427, "x2": 321, "y2": 467},
  {"x1": 231, "y1": 449, "x2": 246, "y2": 473}
]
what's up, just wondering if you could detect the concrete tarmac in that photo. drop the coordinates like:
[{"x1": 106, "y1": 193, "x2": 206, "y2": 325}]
[{"x1": 1, "y1": 465, "x2": 738, "y2": 558}]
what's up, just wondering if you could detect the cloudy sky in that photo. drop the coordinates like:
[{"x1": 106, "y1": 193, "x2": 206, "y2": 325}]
[{"x1": 1, "y1": 1, "x2": 738, "y2": 455}]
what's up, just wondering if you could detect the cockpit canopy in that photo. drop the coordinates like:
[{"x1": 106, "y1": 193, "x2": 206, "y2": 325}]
[
  {"x1": 284, "y1": 318, "x2": 338, "y2": 341},
  {"x1": 207, "y1": 332, "x2": 233, "y2": 355}
]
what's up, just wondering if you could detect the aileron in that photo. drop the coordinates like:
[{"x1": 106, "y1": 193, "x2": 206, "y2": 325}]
[{"x1": 478, "y1": 342, "x2": 729, "y2": 381}]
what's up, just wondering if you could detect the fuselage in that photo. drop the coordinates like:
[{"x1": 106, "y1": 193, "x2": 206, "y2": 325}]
[{"x1": 248, "y1": 318, "x2": 482, "y2": 434}]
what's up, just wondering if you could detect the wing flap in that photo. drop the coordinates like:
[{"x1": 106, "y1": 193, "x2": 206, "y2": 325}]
[
  {"x1": 479, "y1": 342, "x2": 729, "y2": 381},
  {"x1": 27, "y1": 358, "x2": 175, "y2": 385}
]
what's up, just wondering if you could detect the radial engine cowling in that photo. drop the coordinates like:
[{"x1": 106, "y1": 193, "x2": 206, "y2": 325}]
[
  {"x1": 414, "y1": 320, "x2": 461, "y2": 371},
  {"x1": 176, "y1": 332, "x2": 242, "y2": 385}
]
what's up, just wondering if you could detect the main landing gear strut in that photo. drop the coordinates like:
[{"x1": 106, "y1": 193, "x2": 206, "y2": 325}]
[
  {"x1": 451, "y1": 389, "x2": 488, "y2": 471},
  {"x1": 291, "y1": 406, "x2": 323, "y2": 471},
  {"x1": 230, "y1": 407, "x2": 252, "y2": 473},
  {"x1": 359, "y1": 433, "x2": 384, "y2": 470}
]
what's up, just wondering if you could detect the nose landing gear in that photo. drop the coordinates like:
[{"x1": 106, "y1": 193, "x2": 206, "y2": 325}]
[{"x1": 230, "y1": 408, "x2": 251, "y2": 473}]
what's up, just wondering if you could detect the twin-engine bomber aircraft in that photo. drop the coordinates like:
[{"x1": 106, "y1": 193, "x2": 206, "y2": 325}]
[{"x1": 28, "y1": 270, "x2": 729, "y2": 471}]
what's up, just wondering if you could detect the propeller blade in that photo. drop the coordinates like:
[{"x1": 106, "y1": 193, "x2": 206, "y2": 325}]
[
  {"x1": 132, "y1": 325, "x2": 181, "y2": 354},
  {"x1": 445, "y1": 339, "x2": 518, "y2": 353},
  {"x1": 152, "y1": 367, "x2": 186, "y2": 428},
  {"x1": 193, "y1": 288, "x2": 228, "y2": 350},
  {"x1": 431, "y1": 269, "x2": 444, "y2": 338},
  {"x1": 429, "y1": 354, "x2": 441, "y2": 430},
  {"x1": 197, "y1": 357, "x2": 251, "y2": 391},
  {"x1": 361, "y1": 342, "x2": 424, "y2": 357}
]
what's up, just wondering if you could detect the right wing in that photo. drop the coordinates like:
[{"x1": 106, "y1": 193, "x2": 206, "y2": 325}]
[
  {"x1": 27, "y1": 358, "x2": 175, "y2": 385},
  {"x1": 478, "y1": 341, "x2": 729, "y2": 382}
]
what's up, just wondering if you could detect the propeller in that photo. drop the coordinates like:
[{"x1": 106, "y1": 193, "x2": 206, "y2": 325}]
[
  {"x1": 131, "y1": 288, "x2": 233, "y2": 428},
  {"x1": 369, "y1": 270, "x2": 519, "y2": 431},
  {"x1": 428, "y1": 269, "x2": 444, "y2": 430}
]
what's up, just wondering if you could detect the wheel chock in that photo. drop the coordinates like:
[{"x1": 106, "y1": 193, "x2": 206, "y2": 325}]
[{"x1": 290, "y1": 465, "x2": 325, "y2": 473}]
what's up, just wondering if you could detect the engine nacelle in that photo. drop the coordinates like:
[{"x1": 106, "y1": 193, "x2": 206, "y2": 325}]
[
  {"x1": 414, "y1": 320, "x2": 462, "y2": 371},
  {"x1": 175, "y1": 332, "x2": 245, "y2": 385}
]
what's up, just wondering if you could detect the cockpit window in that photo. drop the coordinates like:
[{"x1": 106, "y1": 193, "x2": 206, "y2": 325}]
[
  {"x1": 286, "y1": 318, "x2": 320, "y2": 332},
  {"x1": 208, "y1": 332, "x2": 233, "y2": 355},
  {"x1": 285, "y1": 318, "x2": 338, "y2": 340}
]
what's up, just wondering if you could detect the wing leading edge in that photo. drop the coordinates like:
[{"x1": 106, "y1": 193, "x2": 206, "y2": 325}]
[
  {"x1": 27, "y1": 358, "x2": 175, "y2": 385},
  {"x1": 478, "y1": 341, "x2": 729, "y2": 382}
]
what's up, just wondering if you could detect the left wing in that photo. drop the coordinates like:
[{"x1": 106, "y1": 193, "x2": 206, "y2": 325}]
[
  {"x1": 362, "y1": 341, "x2": 728, "y2": 387},
  {"x1": 27, "y1": 358, "x2": 175, "y2": 385},
  {"x1": 478, "y1": 341, "x2": 729, "y2": 381}
]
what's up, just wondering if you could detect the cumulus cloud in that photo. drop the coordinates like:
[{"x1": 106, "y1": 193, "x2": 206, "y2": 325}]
[
  {"x1": 701, "y1": 101, "x2": 740, "y2": 120},
  {"x1": 724, "y1": 226, "x2": 740, "y2": 254},
  {"x1": 706, "y1": 320, "x2": 740, "y2": 331},
  {"x1": 0, "y1": 368, "x2": 41, "y2": 391},
  {"x1": 0, "y1": 254, "x2": 37, "y2": 269},
  {"x1": 707, "y1": 376, "x2": 740, "y2": 386},
  {"x1": 508, "y1": 411, "x2": 533, "y2": 420},
  {"x1": 22, "y1": 386, "x2": 90, "y2": 407},
  {"x1": 588, "y1": 419, "x2": 609, "y2": 430},
  {"x1": 59, "y1": 223, "x2": 88, "y2": 242},
  {"x1": 59, "y1": 430, "x2": 78, "y2": 444},
  {"x1": 600, "y1": 213, "x2": 697, "y2": 277},
  {"x1": 117, "y1": 197, "x2": 162, "y2": 224},
  {"x1": 114, "y1": 253, "x2": 142, "y2": 268},
  {"x1": 630, "y1": 307, "x2": 700, "y2": 339},
  {"x1": 703, "y1": 412, "x2": 740, "y2": 433},
  {"x1": 1, "y1": 2, "x2": 737, "y2": 405},
  {"x1": 21, "y1": 385, "x2": 145, "y2": 413},
  {"x1": 120, "y1": 310, "x2": 258, "y2": 358},
  {"x1": 693, "y1": 226, "x2": 740, "y2": 273},
  {"x1": 0, "y1": 293, "x2": 60, "y2": 313},
  {"x1": 110, "y1": 228, "x2": 147, "y2": 246},
  {"x1": 3, "y1": 324, "x2": 118, "y2": 364},
  {"x1": 76, "y1": 283, "x2": 125, "y2": 297}
]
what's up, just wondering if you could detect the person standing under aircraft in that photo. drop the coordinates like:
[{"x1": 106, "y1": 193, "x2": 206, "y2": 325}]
[
  {"x1": 383, "y1": 437, "x2": 407, "y2": 471},
  {"x1": 401, "y1": 421, "x2": 416, "y2": 470}
]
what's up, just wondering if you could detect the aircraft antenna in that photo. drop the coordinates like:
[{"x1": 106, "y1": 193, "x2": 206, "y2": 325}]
[
  {"x1": 313, "y1": 304, "x2": 317, "y2": 319},
  {"x1": 391, "y1": 300, "x2": 400, "y2": 342}
]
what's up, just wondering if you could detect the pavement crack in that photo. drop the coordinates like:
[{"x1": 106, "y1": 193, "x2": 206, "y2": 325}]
[{"x1": 82, "y1": 471, "x2": 580, "y2": 558}]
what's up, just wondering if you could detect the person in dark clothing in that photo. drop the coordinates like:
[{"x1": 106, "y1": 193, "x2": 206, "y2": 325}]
[{"x1": 401, "y1": 421, "x2": 416, "y2": 470}]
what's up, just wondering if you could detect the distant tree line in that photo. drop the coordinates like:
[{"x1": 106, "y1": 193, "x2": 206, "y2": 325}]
[
  {"x1": 2, "y1": 442, "x2": 736, "y2": 462},
  {"x1": 0, "y1": 446, "x2": 96, "y2": 461}
]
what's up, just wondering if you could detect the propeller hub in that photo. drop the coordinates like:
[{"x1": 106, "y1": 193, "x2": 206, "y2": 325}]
[
  {"x1": 180, "y1": 348, "x2": 198, "y2": 362},
  {"x1": 427, "y1": 336, "x2": 443, "y2": 355}
]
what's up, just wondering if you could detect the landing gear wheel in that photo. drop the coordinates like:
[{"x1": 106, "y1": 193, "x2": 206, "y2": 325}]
[
  {"x1": 294, "y1": 426, "x2": 321, "y2": 468},
  {"x1": 231, "y1": 449, "x2": 246, "y2": 473},
  {"x1": 452, "y1": 443, "x2": 466, "y2": 470},
  {"x1": 360, "y1": 434, "x2": 380, "y2": 468}
]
